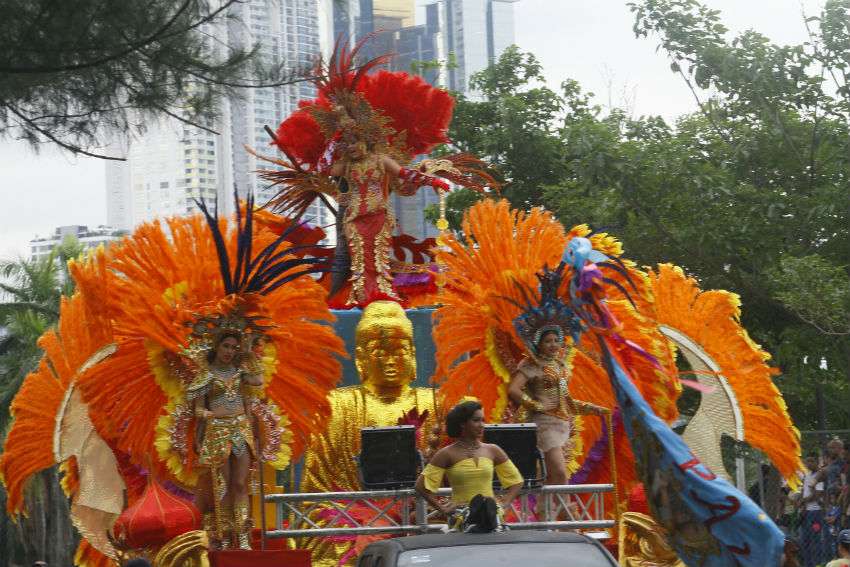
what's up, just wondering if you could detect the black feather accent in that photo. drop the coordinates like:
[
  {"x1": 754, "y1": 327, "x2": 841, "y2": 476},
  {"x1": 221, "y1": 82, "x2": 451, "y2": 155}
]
[
  {"x1": 598, "y1": 257, "x2": 640, "y2": 293},
  {"x1": 195, "y1": 196, "x2": 234, "y2": 294},
  {"x1": 197, "y1": 190, "x2": 330, "y2": 297},
  {"x1": 600, "y1": 277, "x2": 637, "y2": 309}
]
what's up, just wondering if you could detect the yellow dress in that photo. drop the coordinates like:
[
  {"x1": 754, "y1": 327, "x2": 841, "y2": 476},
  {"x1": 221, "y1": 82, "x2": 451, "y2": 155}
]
[{"x1": 421, "y1": 457, "x2": 523, "y2": 505}]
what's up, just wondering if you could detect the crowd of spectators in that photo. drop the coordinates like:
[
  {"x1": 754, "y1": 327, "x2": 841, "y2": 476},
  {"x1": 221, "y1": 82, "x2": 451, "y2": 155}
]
[{"x1": 761, "y1": 437, "x2": 850, "y2": 567}]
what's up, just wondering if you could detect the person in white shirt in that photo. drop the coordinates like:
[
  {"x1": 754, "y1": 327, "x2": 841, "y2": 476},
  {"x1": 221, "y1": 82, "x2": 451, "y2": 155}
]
[
  {"x1": 799, "y1": 454, "x2": 827, "y2": 567},
  {"x1": 826, "y1": 529, "x2": 850, "y2": 567}
]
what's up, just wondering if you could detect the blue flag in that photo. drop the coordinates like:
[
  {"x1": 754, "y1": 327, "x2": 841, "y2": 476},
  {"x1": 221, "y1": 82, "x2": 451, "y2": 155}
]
[{"x1": 599, "y1": 339, "x2": 784, "y2": 567}]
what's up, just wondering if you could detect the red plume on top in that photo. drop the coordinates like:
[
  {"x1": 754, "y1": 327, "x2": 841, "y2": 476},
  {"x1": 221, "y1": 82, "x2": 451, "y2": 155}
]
[
  {"x1": 316, "y1": 34, "x2": 392, "y2": 96},
  {"x1": 363, "y1": 70, "x2": 453, "y2": 156},
  {"x1": 271, "y1": 37, "x2": 454, "y2": 165},
  {"x1": 273, "y1": 100, "x2": 327, "y2": 166}
]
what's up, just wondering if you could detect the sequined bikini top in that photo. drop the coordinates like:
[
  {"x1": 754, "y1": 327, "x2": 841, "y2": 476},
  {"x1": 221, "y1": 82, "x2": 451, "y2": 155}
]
[
  {"x1": 526, "y1": 359, "x2": 576, "y2": 421},
  {"x1": 207, "y1": 368, "x2": 246, "y2": 415}
]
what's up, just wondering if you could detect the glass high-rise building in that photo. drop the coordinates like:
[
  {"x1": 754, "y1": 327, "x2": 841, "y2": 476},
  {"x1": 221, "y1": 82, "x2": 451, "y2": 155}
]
[
  {"x1": 106, "y1": 0, "x2": 335, "y2": 243},
  {"x1": 436, "y1": 0, "x2": 518, "y2": 95}
]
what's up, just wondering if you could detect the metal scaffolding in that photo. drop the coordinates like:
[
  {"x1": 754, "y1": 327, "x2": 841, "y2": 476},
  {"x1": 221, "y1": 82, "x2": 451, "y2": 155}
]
[{"x1": 264, "y1": 484, "x2": 615, "y2": 539}]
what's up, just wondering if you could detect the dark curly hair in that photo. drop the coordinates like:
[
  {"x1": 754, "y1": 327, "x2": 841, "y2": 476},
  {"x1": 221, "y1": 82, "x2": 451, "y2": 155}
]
[{"x1": 446, "y1": 400, "x2": 483, "y2": 438}]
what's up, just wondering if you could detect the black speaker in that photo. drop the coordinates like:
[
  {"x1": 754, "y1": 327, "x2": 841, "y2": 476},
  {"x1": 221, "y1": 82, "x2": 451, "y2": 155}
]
[
  {"x1": 483, "y1": 423, "x2": 544, "y2": 488},
  {"x1": 358, "y1": 426, "x2": 421, "y2": 490}
]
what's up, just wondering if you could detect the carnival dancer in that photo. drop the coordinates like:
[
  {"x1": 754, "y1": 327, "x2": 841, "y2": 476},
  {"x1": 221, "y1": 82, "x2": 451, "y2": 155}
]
[
  {"x1": 187, "y1": 330, "x2": 263, "y2": 549},
  {"x1": 253, "y1": 38, "x2": 498, "y2": 307},
  {"x1": 92, "y1": 196, "x2": 344, "y2": 551},
  {"x1": 416, "y1": 400, "x2": 524, "y2": 531},
  {"x1": 432, "y1": 200, "x2": 624, "y2": 483},
  {"x1": 0, "y1": 193, "x2": 346, "y2": 560},
  {"x1": 507, "y1": 297, "x2": 607, "y2": 487}
]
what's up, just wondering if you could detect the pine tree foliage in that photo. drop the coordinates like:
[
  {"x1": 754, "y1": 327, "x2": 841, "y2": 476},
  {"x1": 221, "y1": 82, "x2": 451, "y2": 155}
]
[{"x1": 0, "y1": 0, "x2": 313, "y2": 159}]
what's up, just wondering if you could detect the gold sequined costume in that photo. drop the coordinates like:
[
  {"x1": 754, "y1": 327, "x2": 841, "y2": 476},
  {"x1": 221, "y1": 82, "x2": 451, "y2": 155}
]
[
  {"x1": 518, "y1": 357, "x2": 601, "y2": 454},
  {"x1": 300, "y1": 301, "x2": 437, "y2": 566},
  {"x1": 0, "y1": 200, "x2": 346, "y2": 565},
  {"x1": 187, "y1": 370, "x2": 259, "y2": 472}
]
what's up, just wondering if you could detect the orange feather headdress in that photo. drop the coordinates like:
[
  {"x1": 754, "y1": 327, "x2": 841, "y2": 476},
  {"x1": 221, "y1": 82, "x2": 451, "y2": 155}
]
[
  {"x1": 432, "y1": 198, "x2": 802, "y2": 516},
  {"x1": 1, "y1": 195, "x2": 346, "y2": 564}
]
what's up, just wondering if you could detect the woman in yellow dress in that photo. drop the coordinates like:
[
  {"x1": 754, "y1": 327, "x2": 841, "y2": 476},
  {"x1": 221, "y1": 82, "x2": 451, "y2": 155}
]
[{"x1": 415, "y1": 400, "x2": 524, "y2": 531}]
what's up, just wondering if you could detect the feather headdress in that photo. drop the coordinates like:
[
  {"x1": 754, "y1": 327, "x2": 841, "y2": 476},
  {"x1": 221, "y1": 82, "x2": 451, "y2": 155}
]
[
  {"x1": 257, "y1": 38, "x2": 499, "y2": 219},
  {"x1": 508, "y1": 263, "x2": 585, "y2": 357}
]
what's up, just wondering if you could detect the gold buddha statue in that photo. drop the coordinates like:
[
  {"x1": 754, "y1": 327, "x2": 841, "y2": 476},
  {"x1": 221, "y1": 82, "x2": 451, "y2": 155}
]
[{"x1": 300, "y1": 301, "x2": 438, "y2": 566}]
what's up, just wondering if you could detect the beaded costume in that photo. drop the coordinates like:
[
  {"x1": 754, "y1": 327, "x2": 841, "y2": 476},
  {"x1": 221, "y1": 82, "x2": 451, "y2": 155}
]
[
  {"x1": 520, "y1": 359, "x2": 580, "y2": 453},
  {"x1": 253, "y1": 39, "x2": 498, "y2": 307},
  {"x1": 0, "y1": 196, "x2": 345, "y2": 564},
  {"x1": 187, "y1": 368, "x2": 259, "y2": 494}
]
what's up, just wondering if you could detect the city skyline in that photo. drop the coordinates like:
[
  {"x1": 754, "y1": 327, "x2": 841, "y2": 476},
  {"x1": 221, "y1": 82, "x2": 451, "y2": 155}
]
[
  {"x1": 107, "y1": 0, "x2": 517, "y2": 246},
  {"x1": 104, "y1": 0, "x2": 336, "y2": 243},
  {"x1": 0, "y1": 0, "x2": 827, "y2": 257}
]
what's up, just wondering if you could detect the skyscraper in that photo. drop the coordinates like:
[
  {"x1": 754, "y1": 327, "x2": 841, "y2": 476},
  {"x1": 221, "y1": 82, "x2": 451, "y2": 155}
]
[
  {"x1": 106, "y1": 0, "x2": 335, "y2": 242},
  {"x1": 436, "y1": 0, "x2": 518, "y2": 95}
]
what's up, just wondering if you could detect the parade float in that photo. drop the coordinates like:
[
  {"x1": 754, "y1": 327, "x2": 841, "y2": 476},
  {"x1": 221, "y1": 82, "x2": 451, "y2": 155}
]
[{"x1": 1, "y1": 41, "x2": 804, "y2": 567}]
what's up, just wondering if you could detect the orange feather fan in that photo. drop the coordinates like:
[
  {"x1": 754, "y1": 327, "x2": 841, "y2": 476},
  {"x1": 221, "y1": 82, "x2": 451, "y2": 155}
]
[
  {"x1": 646, "y1": 264, "x2": 803, "y2": 487},
  {"x1": 76, "y1": 212, "x2": 345, "y2": 481},
  {"x1": 432, "y1": 199, "x2": 679, "y2": 515},
  {"x1": 0, "y1": 248, "x2": 114, "y2": 516}
]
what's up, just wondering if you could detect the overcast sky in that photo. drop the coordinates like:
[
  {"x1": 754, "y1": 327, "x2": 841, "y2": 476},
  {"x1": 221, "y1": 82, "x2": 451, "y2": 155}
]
[{"x1": 0, "y1": 0, "x2": 825, "y2": 257}]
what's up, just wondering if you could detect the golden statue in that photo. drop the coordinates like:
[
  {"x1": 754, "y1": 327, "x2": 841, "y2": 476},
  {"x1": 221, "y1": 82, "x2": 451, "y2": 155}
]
[
  {"x1": 618, "y1": 511, "x2": 685, "y2": 567},
  {"x1": 300, "y1": 300, "x2": 438, "y2": 566}
]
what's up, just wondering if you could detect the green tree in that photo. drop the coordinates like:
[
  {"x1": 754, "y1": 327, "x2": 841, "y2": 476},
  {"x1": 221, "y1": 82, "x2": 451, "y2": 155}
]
[
  {"x1": 621, "y1": 0, "x2": 850, "y2": 429},
  {"x1": 441, "y1": 36, "x2": 848, "y2": 430},
  {"x1": 458, "y1": 47, "x2": 567, "y2": 200},
  {"x1": 426, "y1": 47, "x2": 569, "y2": 230},
  {"x1": 0, "y1": 238, "x2": 84, "y2": 566},
  {"x1": 0, "y1": 0, "x2": 313, "y2": 159}
]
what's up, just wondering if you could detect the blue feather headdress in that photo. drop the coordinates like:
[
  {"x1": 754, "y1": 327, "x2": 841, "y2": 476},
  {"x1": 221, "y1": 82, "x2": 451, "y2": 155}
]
[{"x1": 508, "y1": 263, "x2": 584, "y2": 357}]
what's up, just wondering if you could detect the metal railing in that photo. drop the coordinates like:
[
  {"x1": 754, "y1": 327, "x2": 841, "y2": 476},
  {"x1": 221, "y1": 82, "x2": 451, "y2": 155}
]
[{"x1": 264, "y1": 484, "x2": 615, "y2": 539}]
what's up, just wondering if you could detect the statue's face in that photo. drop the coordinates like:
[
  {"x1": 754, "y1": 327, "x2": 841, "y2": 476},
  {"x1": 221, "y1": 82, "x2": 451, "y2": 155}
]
[{"x1": 356, "y1": 325, "x2": 416, "y2": 389}]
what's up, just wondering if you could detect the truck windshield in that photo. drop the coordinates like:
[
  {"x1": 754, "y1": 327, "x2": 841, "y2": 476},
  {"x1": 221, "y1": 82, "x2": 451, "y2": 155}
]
[{"x1": 397, "y1": 542, "x2": 613, "y2": 567}]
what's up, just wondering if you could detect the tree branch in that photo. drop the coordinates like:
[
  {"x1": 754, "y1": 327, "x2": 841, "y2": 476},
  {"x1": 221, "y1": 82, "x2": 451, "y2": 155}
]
[
  {"x1": 2, "y1": 101, "x2": 125, "y2": 160},
  {"x1": 0, "y1": 0, "x2": 197, "y2": 74},
  {"x1": 787, "y1": 306, "x2": 850, "y2": 336},
  {"x1": 674, "y1": 65, "x2": 737, "y2": 149}
]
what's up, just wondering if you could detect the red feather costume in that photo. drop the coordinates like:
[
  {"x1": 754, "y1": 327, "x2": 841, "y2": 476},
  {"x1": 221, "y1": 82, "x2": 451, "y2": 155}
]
[{"x1": 254, "y1": 40, "x2": 498, "y2": 307}]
